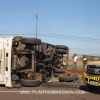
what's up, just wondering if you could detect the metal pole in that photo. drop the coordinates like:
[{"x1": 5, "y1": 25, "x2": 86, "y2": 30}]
[{"x1": 36, "y1": 14, "x2": 38, "y2": 38}]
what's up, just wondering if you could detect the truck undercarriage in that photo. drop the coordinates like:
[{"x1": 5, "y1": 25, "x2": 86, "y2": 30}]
[
  {"x1": 5, "y1": 36, "x2": 69, "y2": 87},
  {"x1": 0, "y1": 36, "x2": 69, "y2": 87}
]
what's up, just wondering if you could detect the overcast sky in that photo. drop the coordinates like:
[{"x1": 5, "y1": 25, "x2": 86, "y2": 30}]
[{"x1": 0, "y1": 0, "x2": 100, "y2": 55}]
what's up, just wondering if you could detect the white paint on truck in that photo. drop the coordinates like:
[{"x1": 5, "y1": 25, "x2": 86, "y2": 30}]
[{"x1": 0, "y1": 37, "x2": 14, "y2": 87}]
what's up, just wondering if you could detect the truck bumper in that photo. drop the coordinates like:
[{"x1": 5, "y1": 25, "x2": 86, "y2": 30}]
[{"x1": 82, "y1": 73, "x2": 100, "y2": 87}]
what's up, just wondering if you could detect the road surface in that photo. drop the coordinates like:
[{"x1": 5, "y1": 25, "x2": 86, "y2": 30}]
[{"x1": 0, "y1": 82, "x2": 100, "y2": 100}]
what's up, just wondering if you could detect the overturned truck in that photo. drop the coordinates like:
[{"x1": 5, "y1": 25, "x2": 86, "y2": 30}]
[{"x1": 0, "y1": 36, "x2": 69, "y2": 87}]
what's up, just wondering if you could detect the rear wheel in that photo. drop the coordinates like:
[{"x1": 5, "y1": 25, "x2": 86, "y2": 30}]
[
  {"x1": 20, "y1": 79, "x2": 40, "y2": 87},
  {"x1": 54, "y1": 68, "x2": 65, "y2": 73},
  {"x1": 55, "y1": 45, "x2": 68, "y2": 50},
  {"x1": 21, "y1": 38, "x2": 41, "y2": 45},
  {"x1": 53, "y1": 73, "x2": 62, "y2": 77},
  {"x1": 55, "y1": 49, "x2": 67, "y2": 54}
]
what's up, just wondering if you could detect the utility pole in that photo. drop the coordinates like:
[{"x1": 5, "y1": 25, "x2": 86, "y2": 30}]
[{"x1": 36, "y1": 14, "x2": 38, "y2": 38}]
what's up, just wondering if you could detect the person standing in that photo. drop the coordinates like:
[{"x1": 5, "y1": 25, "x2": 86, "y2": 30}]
[
  {"x1": 72, "y1": 54, "x2": 78, "y2": 70},
  {"x1": 63, "y1": 60, "x2": 66, "y2": 69},
  {"x1": 82, "y1": 55, "x2": 88, "y2": 70}
]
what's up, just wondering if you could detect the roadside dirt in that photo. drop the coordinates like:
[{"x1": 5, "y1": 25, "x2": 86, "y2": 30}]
[{"x1": 67, "y1": 70, "x2": 84, "y2": 75}]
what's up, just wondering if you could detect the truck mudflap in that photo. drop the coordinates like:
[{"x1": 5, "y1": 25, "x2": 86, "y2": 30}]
[{"x1": 82, "y1": 73, "x2": 100, "y2": 86}]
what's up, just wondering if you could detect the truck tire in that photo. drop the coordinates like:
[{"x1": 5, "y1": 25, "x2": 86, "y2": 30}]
[
  {"x1": 21, "y1": 38, "x2": 41, "y2": 45},
  {"x1": 55, "y1": 45, "x2": 68, "y2": 50},
  {"x1": 59, "y1": 77, "x2": 72, "y2": 82},
  {"x1": 53, "y1": 73, "x2": 62, "y2": 77},
  {"x1": 55, "y1": 49, "x2": 67, "y2": 54},
  {"x1": 59, "y1": 73, "x2": 79, "y2": 82},
  {"x1": 20, "y1": 79, "x2": 40, "y2": 87},
  {"x1": 54, "y1": 68, "x2": 65, "y2": 73}
]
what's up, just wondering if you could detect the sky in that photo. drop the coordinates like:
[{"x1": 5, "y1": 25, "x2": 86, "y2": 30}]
[{"x1": 0, "y1": 0, "x2": 100, "y2": 55}]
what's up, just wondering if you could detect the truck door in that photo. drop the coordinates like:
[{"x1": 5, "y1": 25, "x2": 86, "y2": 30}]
[{"x1": 0, "y1": 42, "x2": 4, "y2": 82}]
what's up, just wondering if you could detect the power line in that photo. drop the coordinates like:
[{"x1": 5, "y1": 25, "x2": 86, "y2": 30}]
[
  {"x1": 0, "y1": 31, "x2": 100, "y2": 43},
  {"x1": 0, "y1": 30, "x2": 100, "y2": 41},
  {"x1": 70, "y1": 48, "x2": 100, "y2": 51},
  {"x1": 38, "y1": 33, "x2": 100, "y2": 43},
  {"x1": 0, "y1": 33, "x2": 100, "y2": 51},
  {"x1": 39, "y1": 30, "x2": 100, "y2": 41}
]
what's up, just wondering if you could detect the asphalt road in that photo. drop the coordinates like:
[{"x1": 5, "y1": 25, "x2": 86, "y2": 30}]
[{"x1": 0, "y1": 82, "x2": 100, "y2": 100}]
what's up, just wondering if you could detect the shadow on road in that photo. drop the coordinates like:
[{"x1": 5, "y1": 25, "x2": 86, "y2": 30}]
[
  {"x1": 42, "y1": 82, "x2": 100, "y2": 95},
  {"x1": 79, "y1": 85, "x2": 100, "y2": 94}
]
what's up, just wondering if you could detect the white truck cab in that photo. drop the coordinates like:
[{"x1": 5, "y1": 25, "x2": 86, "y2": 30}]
[{"x1": 0, "y1": 37, "x2": 13, "y2": 87}]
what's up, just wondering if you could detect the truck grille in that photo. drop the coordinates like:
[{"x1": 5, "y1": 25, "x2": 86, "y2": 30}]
[{"x1": 86, "y1": 65, "x2": 100, "y2": 75}]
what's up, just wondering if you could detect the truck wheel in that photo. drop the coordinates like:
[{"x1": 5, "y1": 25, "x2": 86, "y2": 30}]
[
  {"x1": 59, "y1": 77, "x2": 72, "y2": 82},
  {"x1": 55, "y1": 49, "x2": 67, "y2": 54},
  {"x1": 53, "y1": 73, "x2": 62, "y2": 77},
  {"x1": 55, "y1": 45, "x2": 68, "y2": 50},
  {"x1": 59, "y1": 74, "x2": 79, "y2": 82},
  {"x1": 20, "y1": 79, "x2": 40, "y2": 87},
  {"x1": 54, "y1": 68, "x2": 65, "y2": 73},
  {"x1": 21, "y1": 38, "x2": 41, "y2": 45}
]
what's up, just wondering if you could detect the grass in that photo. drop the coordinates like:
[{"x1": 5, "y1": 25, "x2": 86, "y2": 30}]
[
  {"x1": 49, "y1": 76, "x2": 59, "y2": 82},
  {"x1": 67, "y1": 64, "x2": 83, "y2": 70},
  {"x1": 78, "y1": 74, "x2": 82, "y2": 81}
]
